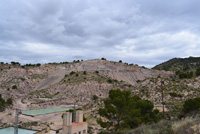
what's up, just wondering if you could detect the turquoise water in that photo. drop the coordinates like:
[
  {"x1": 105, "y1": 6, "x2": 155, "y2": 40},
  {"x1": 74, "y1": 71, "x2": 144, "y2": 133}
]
[
  {"x1": 0, "y1": 127, "x2": 38, "y2": 134},
  {"x1": 22, "y1": 107, "x2": 71, "y2": 116}
]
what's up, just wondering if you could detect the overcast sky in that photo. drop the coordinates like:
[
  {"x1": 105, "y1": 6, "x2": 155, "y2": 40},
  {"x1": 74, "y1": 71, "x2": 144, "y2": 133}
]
[{"x1": 1, "y1": 0, "x2": 200, "y2": 67}]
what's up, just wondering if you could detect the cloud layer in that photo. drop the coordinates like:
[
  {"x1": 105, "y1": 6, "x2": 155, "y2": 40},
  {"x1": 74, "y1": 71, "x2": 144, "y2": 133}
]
[{"x1": 1, "y1": 0, "x2": 200, "y2": 67}]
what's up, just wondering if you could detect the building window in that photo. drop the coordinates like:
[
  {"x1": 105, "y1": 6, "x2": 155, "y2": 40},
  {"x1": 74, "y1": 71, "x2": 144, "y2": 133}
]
[{"x1": 83, "y1": 130, "x2": 86, "y2": 133}]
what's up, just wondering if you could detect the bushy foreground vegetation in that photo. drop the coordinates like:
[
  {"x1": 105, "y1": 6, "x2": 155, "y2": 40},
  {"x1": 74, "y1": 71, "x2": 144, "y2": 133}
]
[
  {"x1": 124, "y1": 97, "x2": 200, "y2": 134},
  {"x1": 97, "y1": 89, "x2": 200, "y2": 134},
  {"x1": 124, "y1": 115, "x2": 200, "y2": 134},
  {"x1": 97, "y1": 89, "x2": 162, "y2": 132},
  {"x1": 182, "y1": 97, "x2": 200, "y2": 114}
]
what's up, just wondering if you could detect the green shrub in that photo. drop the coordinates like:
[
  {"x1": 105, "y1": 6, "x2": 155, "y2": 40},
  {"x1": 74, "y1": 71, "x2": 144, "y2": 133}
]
[
  {"x1": 95, "y1": 71, "x2": 99, "y2": 74},
  {"x1": 92, "y1": 95, "x2": 98, "y2": 101},
  {"x1": 182, "y1": 97, "x2": 200, "y2": 114},
  {"x1": 83, "y1": 115, "x2": 87, "y2": 121},
  {"x1": 107, "y1": 79, "x2": 112, "y2": 83},
  {"x1": 73, "y1": 60, "x2": 80, "y2": 63},
  {"x1": 6, "y1": 98, "x2": 13, "y2": 105},
  {"x1": 76, "y1": 108, "x2": 82, "y2": 111},
  {"x1": 98, "y1": 89, "x2": 161, "y2": 130},
  {"x1": 36, "y1": 63, "x2": 41, "y2": 66},
  {"x1": 11, "y1": 61, "x2": 20, "y2": 65},
  {"x1": 70, "y1": 71, "x2": 75, "y2": 75},
  {"x1": 177, "y1": 94, "x2": 183, "y2": 98},
  {"x1": 178, "y1": 71, "x2": 193, "y2": 79},
  {"x1": 12, "y1": 85, "x2": 17, "y2": 89},
  {"x1": 196, "y1": 67, "x2": 200, "y2": 76},
  {"x1": 55, "y1": 92, "x2": 60, "y2": 95},
  {"x1": 169, "y1": 92, "x2": 178, "y2": 97},
  {"x1": 83, "y1": 71, "x2": 87, "y2": 75},
  {"x1": 0, "y1": 94, "x2": 6, "y2": 112},
  {"x1": 113, "y1": 80, "x2": 118, "y2": 82}
]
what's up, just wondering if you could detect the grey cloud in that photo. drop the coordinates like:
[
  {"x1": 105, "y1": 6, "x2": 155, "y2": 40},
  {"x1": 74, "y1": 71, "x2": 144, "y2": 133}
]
[{"x1": 0, "y1": 0, "x2": 200, "y2": 67}]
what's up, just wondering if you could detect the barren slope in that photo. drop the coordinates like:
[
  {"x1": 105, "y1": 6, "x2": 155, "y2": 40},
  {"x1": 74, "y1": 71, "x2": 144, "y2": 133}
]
[{"x1": 0, "y1": 59, "x2": 173, "y2": 109}]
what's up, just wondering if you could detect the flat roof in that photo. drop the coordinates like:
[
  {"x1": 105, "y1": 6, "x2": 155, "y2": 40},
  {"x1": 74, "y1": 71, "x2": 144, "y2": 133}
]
[
  {"x1": 0, "y1": 127, "x2": 38, "y2": 134},
  {"x1": 22, "y1": 107, "x2": 71, "y2": 116},
  {"x1": 70, "y1": 122, "x2": 86, "y2": 127}
]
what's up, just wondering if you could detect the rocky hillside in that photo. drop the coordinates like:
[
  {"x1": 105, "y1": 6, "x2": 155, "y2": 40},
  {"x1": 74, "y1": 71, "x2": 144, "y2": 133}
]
[
  {"x1": 0, "y1": 59, "x2": 172, "y2": 109},
  {"x1": 153, "y1": 56, "x2": 200, "y2": 72},
  {"x1": 1, "y1": 59, "x2": 200, "y2": 114},
  {"x1": 2, "y1": 58, "x2": 200, "y2": 133}
]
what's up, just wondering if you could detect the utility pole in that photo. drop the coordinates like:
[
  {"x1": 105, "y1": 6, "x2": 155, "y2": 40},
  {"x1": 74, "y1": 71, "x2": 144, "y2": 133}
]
[
  {"x1": 73, "y1": 102, "x2": 76, "y2": 122},
  {"x1": 13, "y1": 108, "x2": 21, "y2": 134},
  {"x1": 161, "y1": 81, "x2": 165, "y2": 119}
]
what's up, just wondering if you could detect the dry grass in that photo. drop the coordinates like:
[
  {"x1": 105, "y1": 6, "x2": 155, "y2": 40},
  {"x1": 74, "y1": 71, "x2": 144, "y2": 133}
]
[
  {"x1": 124, "y1": 115, "x2": 200, "y2": 134},
  {"x1": 124, "y1": 120, "x2": 173, "y2": 134},
  {"x1": 172, "y1": 117, "x2": 194, "y2": 134}
]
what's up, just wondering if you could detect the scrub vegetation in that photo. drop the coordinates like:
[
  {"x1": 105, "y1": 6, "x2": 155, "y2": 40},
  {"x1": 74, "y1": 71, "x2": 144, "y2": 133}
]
[
  {"x1": 0, "y1": 94, "x2": 13, "y2": 112},
  {"x1": 97, "y1": 89, "x2": 162, "y2": 132}
]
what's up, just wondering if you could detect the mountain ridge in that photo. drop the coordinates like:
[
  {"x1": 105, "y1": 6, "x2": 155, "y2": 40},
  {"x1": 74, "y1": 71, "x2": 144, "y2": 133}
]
[
  {"x1": 153, "y1": 56, "x2": 200, "y2": 72},
  {"x1": 0, "y1": 59, "x2": 172, "y2": 106}
]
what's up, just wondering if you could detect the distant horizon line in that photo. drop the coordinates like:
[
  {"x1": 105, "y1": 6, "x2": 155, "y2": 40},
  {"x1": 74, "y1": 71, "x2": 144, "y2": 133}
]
[{"x1": 1, "y1": 56, "x2": 200, "y2": 68}]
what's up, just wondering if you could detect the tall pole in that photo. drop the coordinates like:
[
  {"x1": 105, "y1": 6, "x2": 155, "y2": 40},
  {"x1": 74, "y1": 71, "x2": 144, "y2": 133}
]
[
  {"x1": 161, "y1": 81, "x2": 165, "y2": 119},
  {"x1": 14, "y1": 109, "x2": 20, "y2": 134},
  {"x1": 73, "y1": 102, "x2": 76, "y2": 122}
]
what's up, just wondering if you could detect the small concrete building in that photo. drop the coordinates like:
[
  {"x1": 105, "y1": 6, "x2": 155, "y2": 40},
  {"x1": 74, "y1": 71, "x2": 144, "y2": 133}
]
[
  {"x1": 50, "y1": 128, "x2": 62, "y2": 134},
  {"x1": 62, "y1": 110, "x2": 87, "y2": 134}
]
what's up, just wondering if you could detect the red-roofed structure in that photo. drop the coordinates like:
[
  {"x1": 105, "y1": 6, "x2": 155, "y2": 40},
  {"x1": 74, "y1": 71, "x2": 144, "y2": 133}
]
[{"x1": 62, "y1": 111, "x2": 87, "y2": 134}]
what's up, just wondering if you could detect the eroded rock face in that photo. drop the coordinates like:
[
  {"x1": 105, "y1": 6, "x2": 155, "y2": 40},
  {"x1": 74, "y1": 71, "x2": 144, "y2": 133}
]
[
  {"x1": 2, "y1": 60, "x2": 200, "y2": 132},
  {"x1": 0, "y1": 59, "x2": 173, "y2": 109}
]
